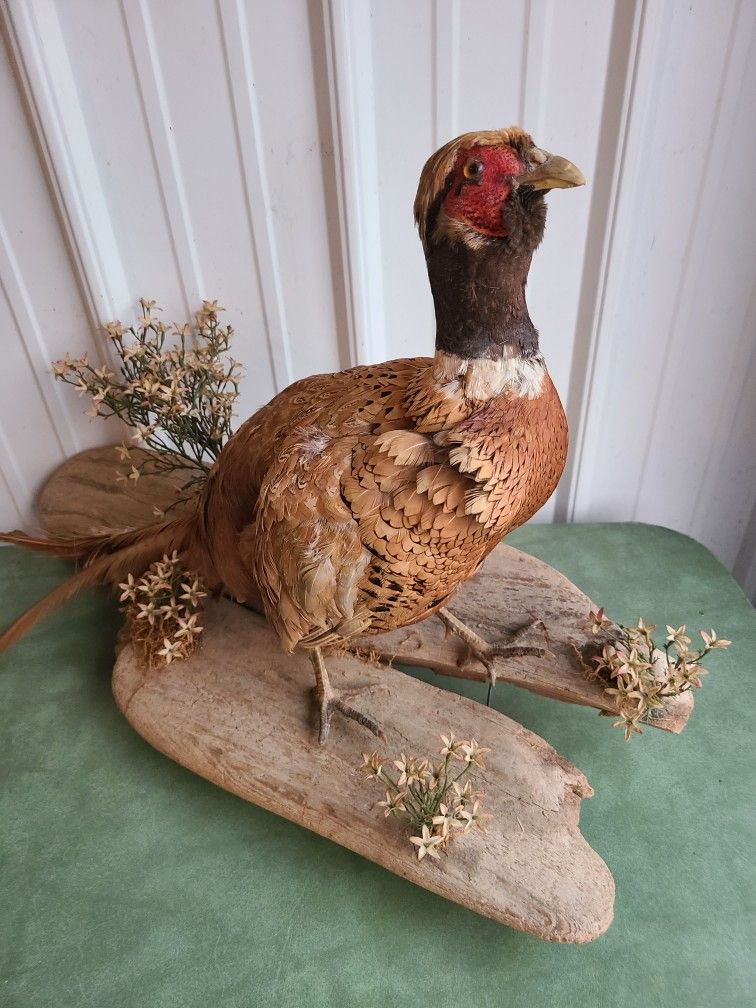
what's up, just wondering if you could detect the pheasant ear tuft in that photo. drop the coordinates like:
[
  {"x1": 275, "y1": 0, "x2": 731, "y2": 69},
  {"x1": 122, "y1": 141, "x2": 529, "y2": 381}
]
[{"x1": 413, "y1": 126, "x2": 534, "y2": 249}]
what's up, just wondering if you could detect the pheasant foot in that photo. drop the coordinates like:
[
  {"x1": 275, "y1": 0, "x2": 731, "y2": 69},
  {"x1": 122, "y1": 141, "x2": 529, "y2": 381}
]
[
  {"x1": 310, "y1": 647, "x2": 386, "y2": 745},
  {"x1": 436, "y1": 607, "x2": 551, "y2": 690}
]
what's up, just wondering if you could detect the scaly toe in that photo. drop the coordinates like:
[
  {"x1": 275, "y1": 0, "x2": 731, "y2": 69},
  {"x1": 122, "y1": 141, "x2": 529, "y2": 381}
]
[
  {"x1": 486, "y1": 643, "x2": 550, "y2": 660},
  {"x1": 315, "y1": 683, "x2": 386, "y2": 745},
  {"x1": 461, "y1": 641, "x2": 552, "y2": 687},
  {"x1": 333, "y1": 699, "x2": 385, "y2": 740}
]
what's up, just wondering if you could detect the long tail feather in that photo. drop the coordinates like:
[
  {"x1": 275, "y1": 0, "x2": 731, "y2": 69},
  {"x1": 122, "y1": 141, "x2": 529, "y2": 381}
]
[
  {"x1": 0, "y1": 517, "x2": 194, "y2": 655},
  {"x1": 0, "y1": 530, "x2": 96, "y2": 558}
]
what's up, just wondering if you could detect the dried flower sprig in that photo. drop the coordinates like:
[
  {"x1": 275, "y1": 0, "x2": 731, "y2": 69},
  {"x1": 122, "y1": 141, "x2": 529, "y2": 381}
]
[
  {"x1": 358, "y1": 733, "x2": 492, "y2": 860},
  {"x1": 583, "y1": 609, "x2": 731, "y2": 740},
  {"x1": 118, "y1": 552, "x2": 207, "y2": 669},
  {"x1": 52, "y1": 299, "x2": 241, "y2": 506}
]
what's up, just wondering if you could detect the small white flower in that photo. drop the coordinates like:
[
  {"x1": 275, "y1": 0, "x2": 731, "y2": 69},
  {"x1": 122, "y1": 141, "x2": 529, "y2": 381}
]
[
  {"x1": 587, "y1": 607, "x2": 611, "y2": 634},
  {"x1": 120, "y1": 342, "x2": 143, "y2": 361},
  {"x1": 461, "y1": 738, "x2": 490, "y2": 769},
  {"x1": 409, "y1": 824, "x2": 443, "y2": 861},
  {"x1": 393, "y1": 755, "x2": 427, "y2": 787},
  {"x1": 376, "y1": 790, "x2": 406, "y2": 817},
  {"x1": 431, "y1": 804, "x2": 456, "y2": 836},
  {"x1": 452, "y1": 780, "x2": 474, "y2": 804},
  {"x1": 700, "y1": 629, "x2": 731, "y2": 650},
  {"x1": 103, "y1": 321, "x2": 125, "y2": 340},
  {"x1": 457, "y1": 800, "x2": 492, "y2": 835},
  {"x1": 393, "y1": 754, "x2": 410, "y2": 787},
  {"x1": 156, "y1": 637, "x2": 182, "y2": 664},
  {"x1": 175, "y1": 614, "x2": 202, "y2": 640},
  {"x1": 199, "y1": 299, "x2": 224, "y2": 319},
  {"x1": 440, "y1": 731, "x2": 467, "y2": 760},
  {"x1": 118, "y1": 574, "x2": 137, "y2": 603},
  {"x1": 135, "y1": 601, "x2": 156, "y2": 625},
  {"x1": 358, "y1": 751, "x2": 384, "y2": 780},
  {"x1": 666, "y1": 624, "x2": 691, "y2": 647}
]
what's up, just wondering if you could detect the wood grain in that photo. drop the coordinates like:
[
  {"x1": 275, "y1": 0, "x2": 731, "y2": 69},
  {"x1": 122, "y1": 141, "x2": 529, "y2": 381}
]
[
  {"x1": 37, "y1": 445, "x2": 693, "y2": 733},
  {"x1": 113, "y1": 597, "x2": 615, "y2": 942},
  {"x1": 37, "y1": 445, "x2": 196, "y2": 537}
]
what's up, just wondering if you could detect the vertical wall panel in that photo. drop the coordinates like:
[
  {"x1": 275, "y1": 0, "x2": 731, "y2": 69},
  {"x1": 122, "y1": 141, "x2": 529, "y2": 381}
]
[
  {"x1": 513, "y1": 0, "x2": 616, "y2": 522},
  {"x1": 52, "y1": 0, "x2": 185, "y2": 316},
  {"x1": 6, "y1": 0, "x2": 132, "y2": 323},
  {"x1": 238, "y1": 0, "x2": 344, "y2": 379},
  {"x1": 370, "y1": 0, "x2": 435, "y2": 361},
  {"x1": 568, "y1": 0, "x2": 756, "y2": 582},
  {"x1": 639, "y1": 5, "x2": 756, "y2": 569},
  {"x1": 0, "y1": 30, "x2": 121, "y2": 528},
  {"x1": 322, "y1": 0, "x2": 389, "y2": 367},
  {"x1": 452, "y1": 0, "x2": 527, "y2": 132}
]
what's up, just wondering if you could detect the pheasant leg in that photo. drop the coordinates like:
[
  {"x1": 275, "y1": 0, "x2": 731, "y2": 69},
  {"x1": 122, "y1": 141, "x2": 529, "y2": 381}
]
[
  {"x1": 436, "y1": 607, "x2": 550, "y2": 688},
  {"x1": 310, "y1": 647, "x2": 385, "y2": 745}
]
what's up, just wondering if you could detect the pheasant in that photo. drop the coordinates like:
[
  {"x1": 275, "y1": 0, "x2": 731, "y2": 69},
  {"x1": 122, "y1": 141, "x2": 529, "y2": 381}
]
[{"x1": 0, "y1": 126, "x2": 583, "y2": 743}]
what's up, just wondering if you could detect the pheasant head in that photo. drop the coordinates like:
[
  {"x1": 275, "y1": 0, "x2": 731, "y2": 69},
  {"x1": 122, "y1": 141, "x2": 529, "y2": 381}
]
[{"x1": 414, "y1": 127, "x2": 585, "y2": 361}]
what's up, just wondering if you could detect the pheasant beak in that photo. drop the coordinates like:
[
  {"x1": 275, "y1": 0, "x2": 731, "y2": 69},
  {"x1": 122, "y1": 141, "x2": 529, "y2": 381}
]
[{"x1": 518, "y1": 151, "x2": 586, "y2": 191}]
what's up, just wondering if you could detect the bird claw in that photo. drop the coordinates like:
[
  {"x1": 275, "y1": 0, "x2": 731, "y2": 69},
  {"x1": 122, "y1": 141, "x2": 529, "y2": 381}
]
[
  {"x1": 310, "y1": 648, "x2": 387, "y2": 744},
  {"x1": 315, "y1": 681, "x2": 387, "y2": 745},
  {"x1": 437, "y1": 609, "x2": 551, "y2": 687},
  {"x1": 468, "y1": 638, "x2": 550, "y2": 686}
]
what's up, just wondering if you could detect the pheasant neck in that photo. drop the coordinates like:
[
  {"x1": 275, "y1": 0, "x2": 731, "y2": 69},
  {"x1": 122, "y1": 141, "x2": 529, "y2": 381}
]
[{"x1": 427, "y1": 239, "x2": 538, "y2": 362}]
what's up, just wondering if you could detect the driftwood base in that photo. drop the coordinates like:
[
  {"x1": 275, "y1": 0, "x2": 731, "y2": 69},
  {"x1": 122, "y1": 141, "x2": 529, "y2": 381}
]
[
  {"x1": 37, "y1": 445, "x2": 702, "y2": 938},
  {"x1": 113, "y1": 597, "x2": 615, "y2": 942}
]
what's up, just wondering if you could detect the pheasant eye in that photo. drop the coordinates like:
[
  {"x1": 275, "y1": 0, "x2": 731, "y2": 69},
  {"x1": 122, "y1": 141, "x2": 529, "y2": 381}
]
[{"x1": 463, "y1": 159, "x2": 483, "y2": 180}]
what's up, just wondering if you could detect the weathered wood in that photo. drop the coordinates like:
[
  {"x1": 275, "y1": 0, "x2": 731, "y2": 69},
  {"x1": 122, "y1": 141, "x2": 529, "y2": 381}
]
[
  {"x1": 38, "y1": 446, "x2": 692, "y2": 733},
  {"x1": 37, "y1": 445, "x2": 196, "y2": 537},
  {"x1": 113, "y1": 597, "x2": 614, "y2": 942}
]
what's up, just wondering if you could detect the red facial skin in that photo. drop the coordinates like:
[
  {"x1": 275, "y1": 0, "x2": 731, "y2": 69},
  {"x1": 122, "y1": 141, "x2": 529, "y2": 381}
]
[{"x1": 442, "y1": 145, "x2": 523, "y2": 237}]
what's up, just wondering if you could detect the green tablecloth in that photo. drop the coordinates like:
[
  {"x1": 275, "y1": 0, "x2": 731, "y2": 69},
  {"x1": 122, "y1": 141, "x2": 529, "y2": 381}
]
[{"x1": 1, "y1": 523, "x2": 754, "y2": 1008}]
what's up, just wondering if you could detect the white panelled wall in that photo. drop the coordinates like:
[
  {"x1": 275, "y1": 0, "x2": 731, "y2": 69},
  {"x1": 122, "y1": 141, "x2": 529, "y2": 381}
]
[{"x1": 1, "y1": 0, "x2": 755, "y2": 600}]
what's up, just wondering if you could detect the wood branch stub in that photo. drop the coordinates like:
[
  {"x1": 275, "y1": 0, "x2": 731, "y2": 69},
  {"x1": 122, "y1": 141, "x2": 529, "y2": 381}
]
[{"x1": 113, "y1": 597, "x2": 615, "y2": 942}]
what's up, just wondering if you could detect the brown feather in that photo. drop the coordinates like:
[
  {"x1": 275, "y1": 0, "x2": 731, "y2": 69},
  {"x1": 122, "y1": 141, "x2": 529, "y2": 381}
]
[{"x1": 0, "y1": 518, "x2": 193, "y2": 654}]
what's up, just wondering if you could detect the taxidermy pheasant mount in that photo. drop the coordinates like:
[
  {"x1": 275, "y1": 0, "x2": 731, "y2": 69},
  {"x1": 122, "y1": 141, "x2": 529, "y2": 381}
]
[
  {"x1": 0, "y1": 127, "x2": 580, "y2": 731},
  {"x1": 1, "y1": 127, "x2": 717, "y2": 942}
]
